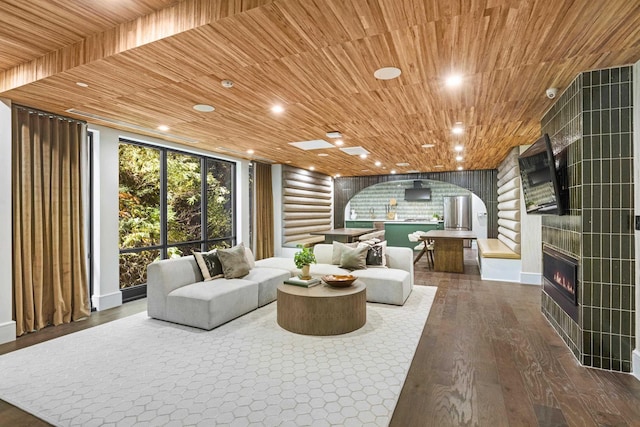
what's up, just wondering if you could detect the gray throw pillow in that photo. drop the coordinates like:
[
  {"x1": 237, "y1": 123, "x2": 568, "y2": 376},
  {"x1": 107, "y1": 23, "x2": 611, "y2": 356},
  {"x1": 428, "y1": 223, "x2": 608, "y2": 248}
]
[
  {"x1": 331, "y1": 241, "x2": 359, "y2": 265},
  {"x1": 193, "y1": 249, "x2": 224, "y2": 281},
  {"x1": 217, "y1": 243, "x2": 251, "y2": 279},
  {"x1": 339, "y1": 245, "x2": 368, "y2": 270}
]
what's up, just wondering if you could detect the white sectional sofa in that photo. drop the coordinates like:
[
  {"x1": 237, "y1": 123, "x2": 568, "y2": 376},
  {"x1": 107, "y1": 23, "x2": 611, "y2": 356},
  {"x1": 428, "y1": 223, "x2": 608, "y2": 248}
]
[
  {"x1": 255, "y1": 243, "x2": 414, "y2": 306},
  {"x1": 147, "y1": 248, "x2": 291, "y2": 330},
  {"x1": 147, "y1": 243, "x2": 414, "y2": 330}
]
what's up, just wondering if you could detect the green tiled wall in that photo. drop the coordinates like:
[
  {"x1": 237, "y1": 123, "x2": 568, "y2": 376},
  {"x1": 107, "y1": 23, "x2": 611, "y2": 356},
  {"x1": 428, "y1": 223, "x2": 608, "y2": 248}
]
[{"x1": 541, "y1": 66, "x2": 636, "y2": 372}]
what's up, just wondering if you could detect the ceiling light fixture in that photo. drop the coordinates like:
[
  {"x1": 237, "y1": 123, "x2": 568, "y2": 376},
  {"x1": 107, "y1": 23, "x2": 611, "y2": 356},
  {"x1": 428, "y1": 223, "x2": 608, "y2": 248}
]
[
  {"x1": 457, "y1": 166, "x2": 464, "y2": 171},
  {"x1": 157, "y1": 125, "x2": 170, "y2": 131},
  {"x1": 334, "y1": 139, "x2": 344, "y2": 146},
  {"x1": 309, "y1": 166, "x2": 315, "y2": 171},
  {"x1": 454, "y1": 145, "x2": 463, "y2": 152},
  {"x1": 422, "y1": 144, "x2": 435, "y2": 148},
  {"x1": 247, "y1": 149, "x2": 255, "y2": 154},
  {"x1": 271, "y1": 105, "x2": 284, "y2": 114},
  {"x1": 390, "y1": 170, "x2": 397, "y2": 174},
  {"x1": 374, "y1": 67, "x2": 402, "y2": 80},
  {"x1": 360, "y1": 154, "x2": 368, "y2": 159},
  {"x1": 193, "y1": 104, "x2": 215, "y2": 112},
  {"x1": 434, "y1": 165, "x2": 444, "y2": 168},
  {"x1": 452, "y1": 123, "x2": 464, "y2": 134},
  {"x1": 445, "y1": 74, "x2": 463, "y2": 87},
  {"x1": 326, "y1": 131, "x2": 342, "y2": 139},
  {"x1": 221, "y1": 79, "x2": 234, "y2": 88},
  {"x1": 375, "y1": 161, "x2": 382, "y2": 167},
  {"x1": 335, "y1": 174, "x2": 341, "y2": 178},
  {"x1": 455, "y1": 155, "x2": 463, "y2": 161},
  {"x1": 396, "y1": 162, "x2": 409, "y2": 167},
  {"x1": 76, "y1": 82, "x2": 89, "y2": 87},
  {"x1": 318, "y1": 153, "x2": 329, "y2": 157}
]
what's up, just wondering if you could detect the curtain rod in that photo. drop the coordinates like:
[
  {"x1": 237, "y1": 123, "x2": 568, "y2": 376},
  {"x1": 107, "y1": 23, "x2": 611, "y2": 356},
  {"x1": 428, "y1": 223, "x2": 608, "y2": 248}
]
[{"x1": 14, "y1": 104, "x2": 87, "y2": 125}]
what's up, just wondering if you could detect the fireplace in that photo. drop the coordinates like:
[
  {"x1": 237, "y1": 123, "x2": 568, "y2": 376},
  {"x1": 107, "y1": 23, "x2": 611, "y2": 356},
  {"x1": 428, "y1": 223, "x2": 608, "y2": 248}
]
[{"x1": 542, "y1": 246, "x2": 579, "y2": 322}]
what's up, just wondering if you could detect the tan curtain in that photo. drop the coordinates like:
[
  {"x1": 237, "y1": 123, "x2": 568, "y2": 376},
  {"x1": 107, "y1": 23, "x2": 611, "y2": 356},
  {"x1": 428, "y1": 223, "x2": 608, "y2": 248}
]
[
  {"x1": 253, "y1": 162, "x2": 274, "y2": 260},
  {"x1": 12, "y1": 106, "x2": 90, "y2": 336}
]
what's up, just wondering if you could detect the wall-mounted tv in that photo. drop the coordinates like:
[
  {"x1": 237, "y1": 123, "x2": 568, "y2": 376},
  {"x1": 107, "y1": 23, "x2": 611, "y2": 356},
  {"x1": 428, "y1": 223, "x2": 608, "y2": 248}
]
[
  {"x1": 518, "y1": 133, "x2": 566, "y2": 215},
  {"x1": 404, "y1": 188, "x2": 431, "y2": 201}
]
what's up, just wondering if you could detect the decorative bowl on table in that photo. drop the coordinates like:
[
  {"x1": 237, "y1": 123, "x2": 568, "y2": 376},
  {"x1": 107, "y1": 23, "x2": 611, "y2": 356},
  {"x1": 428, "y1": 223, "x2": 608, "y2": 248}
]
[{"x1": 322, "y1": 274, "x2": 356, "y2": 287}]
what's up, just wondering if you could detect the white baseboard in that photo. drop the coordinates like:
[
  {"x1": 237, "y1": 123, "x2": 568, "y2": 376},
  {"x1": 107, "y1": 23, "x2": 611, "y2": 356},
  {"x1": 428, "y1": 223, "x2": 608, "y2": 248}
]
[
  {"x1": 633, "y1": 349, "x2": 640, "y2": 382},
  {"x1": 520, "y1": 272, "x2": 542, "y2": 285},
  {"x1": 0, "y1": 320, "x2": 16, "y2": 344},
  {"x1": 91, "y1": 291, "x2": 123, "y2": 311}
]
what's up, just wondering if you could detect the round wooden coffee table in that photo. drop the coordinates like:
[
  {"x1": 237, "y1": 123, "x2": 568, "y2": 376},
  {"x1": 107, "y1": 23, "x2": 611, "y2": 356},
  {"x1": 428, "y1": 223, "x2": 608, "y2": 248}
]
[{"x1": 277, "y1": 281, "x2": 366, "y2": 336}]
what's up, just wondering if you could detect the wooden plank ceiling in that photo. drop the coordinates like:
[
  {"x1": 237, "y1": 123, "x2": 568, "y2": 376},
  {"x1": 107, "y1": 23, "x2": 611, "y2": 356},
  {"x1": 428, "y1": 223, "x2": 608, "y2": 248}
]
[{"x1": 1, "y1": 0, "x2": 639, "y2": 176}]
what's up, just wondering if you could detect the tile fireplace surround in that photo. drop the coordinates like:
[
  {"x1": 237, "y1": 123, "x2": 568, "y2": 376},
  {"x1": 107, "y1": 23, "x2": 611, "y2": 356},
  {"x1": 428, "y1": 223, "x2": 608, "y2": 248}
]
[{"x1": 541, "y1": 66, "x2": 635, "y2": 372}]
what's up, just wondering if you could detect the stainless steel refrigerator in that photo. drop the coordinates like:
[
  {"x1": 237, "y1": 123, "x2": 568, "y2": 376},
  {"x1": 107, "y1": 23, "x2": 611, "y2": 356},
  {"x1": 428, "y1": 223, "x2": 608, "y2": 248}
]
[{"x1": 443, "y1": 196, "x2": 472, "y2": 247}]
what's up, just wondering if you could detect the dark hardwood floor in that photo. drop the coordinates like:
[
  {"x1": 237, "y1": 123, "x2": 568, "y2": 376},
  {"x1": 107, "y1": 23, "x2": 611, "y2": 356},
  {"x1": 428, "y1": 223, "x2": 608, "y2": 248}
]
[{"x1": 2, "y1": 251, "x2": 639, "y2": 427}]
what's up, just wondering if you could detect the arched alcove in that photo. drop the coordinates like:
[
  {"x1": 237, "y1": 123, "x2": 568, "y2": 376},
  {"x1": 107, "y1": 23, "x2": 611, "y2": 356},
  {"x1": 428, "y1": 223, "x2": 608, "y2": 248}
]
[
  {"x1": 343, "y1": 179, "x2": 489, "y2": 240},
  {"x1": 334, "y1": 170, "x2": 498, "y2": 238}
]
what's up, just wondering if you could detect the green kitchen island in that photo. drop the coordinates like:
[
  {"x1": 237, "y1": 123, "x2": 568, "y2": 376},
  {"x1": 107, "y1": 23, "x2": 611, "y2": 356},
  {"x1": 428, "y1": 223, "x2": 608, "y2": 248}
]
[{"x1": 383, "y1": 221, "x2": 444, "y2": 249}]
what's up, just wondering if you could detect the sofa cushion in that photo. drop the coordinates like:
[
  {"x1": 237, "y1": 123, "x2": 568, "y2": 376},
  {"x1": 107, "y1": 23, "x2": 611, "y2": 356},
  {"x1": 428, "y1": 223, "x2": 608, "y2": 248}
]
[
  {"x1": 340, "y1": 245, "x2": 368, "y2": 270},
  {"x1": 243, "y1": 267, "x2": 291, "y2": 307},
  {"x1": 193, "y1": 249, "x2": 224, "y2": 281},
  {"x1": 352, "y1": 268, "x2": 412, "y2": 305},
  {"x1": 218, "y1": 243, "x2": 251, "y2": 279},
  {"x1": 166, "y1": 279, "x2": 258, "y2": 330},
  {"x1": 254, "y1": 257, "x2": 298, "y2": 275}
]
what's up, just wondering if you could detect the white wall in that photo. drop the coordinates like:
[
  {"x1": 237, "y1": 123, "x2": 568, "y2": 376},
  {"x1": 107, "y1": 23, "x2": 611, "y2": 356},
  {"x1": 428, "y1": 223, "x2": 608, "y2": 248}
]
[
  {"x1": 632, "y1": 60, "x2": 640, "y2": 381},
  {"x1": 89, "y1": 124, "x2": 250, "y2": 310},
  {"x1": 518, "y1": 144, "x2": 543, "y2": 285},
  {"x1": 0, "y1": 99, "x2": 16, "y2": 344}
]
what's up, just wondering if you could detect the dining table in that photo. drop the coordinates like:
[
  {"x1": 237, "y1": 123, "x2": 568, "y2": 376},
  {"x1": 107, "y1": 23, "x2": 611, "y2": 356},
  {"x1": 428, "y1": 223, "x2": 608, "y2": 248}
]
[
  {"x1": 309, "y1": 228, "x2": 377, "y2": 243},
  {"x1": 419, "y1": 229, "x2": 477, "y2": 273}
]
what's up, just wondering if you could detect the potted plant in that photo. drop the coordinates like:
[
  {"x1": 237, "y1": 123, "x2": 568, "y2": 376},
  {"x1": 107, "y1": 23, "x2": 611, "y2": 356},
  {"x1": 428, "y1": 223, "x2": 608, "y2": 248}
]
[{"x1": 294, "y1": 245, "x2": 316, "y2": 280}]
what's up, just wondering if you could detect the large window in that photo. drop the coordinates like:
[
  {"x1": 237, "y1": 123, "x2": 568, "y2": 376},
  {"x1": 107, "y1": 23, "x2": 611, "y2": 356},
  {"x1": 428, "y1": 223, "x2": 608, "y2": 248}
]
[{"x1": 118, "y1": 140, "x2": 235, "y2": 300}]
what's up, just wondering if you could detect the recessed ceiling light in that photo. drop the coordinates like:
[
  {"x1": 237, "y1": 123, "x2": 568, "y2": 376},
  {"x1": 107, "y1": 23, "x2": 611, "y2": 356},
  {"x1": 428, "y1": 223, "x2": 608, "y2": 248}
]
[
  {"x1": 360, "y1": 154, "x2": 368, "y2": 159},
  {"x1": 457, "y1": 166, "x2": 464, "y2": 171},
  {"x1": 396, "y1": 162, "x2": 409, "y2": 167},
  {"x1": 334, "y1": 139, "x2": 344, "y2": 146},
  {"x1": 221, "y1": 79, "x2": 234, "y2": 88},
  {"x1": 318, "y1": 153, "x2": 329, "y2": 157},
  {"x1": 309, "y1": 166, "x2": 315, "y2": 171},
  {"x1": 435, "y1": 165, "x2": 444, "y2": 168},
  {"x1": 76, "y1": 82, "x2": 89, "y2": 87},
  {"x1": 422, "y1": 144, "x2": 435, "y2": 148},
  {"x1": 407, "y1": 170, "x2": 420, "y2": 173},
  {"x1": 271, "y1": 105, "x2": 284, "y2": 113},
  {"x1": 285, "y1": 161, "x2": 292, "y2": 163},
  {"x1": 390, "y1": 170, "x2": 397, "y2": 174},
  {"x1": 335, "y1": 174, "x2": 341, "y2": 178},
  {"x1": 455, "y1": 155, "x2": 463, "y2": 161},
  {"x1": 247, "y1": 149, "x2": 255, "y2": 154},
  {"x1": 326, "y1": 131, "x2": 342, "y2": 139},
  {"x1": 452, "y1": 123, "x2": 464, "y2": 135},
  {"x1": 157, "y1": 125, "x2": 170, "y2": 131},
  {"x1": 445, "y1": 74, "x2": 463, "y2": 87},
  {"x1": 454, "y1": 145, "x2": 463, "y2": 152},
  {"x1": 374, "y1": 67, "x2": 402, "y2": 80},
  {"x1": 361, "y1": 169, "x2": 370, "y2": 172},
  {"x1": 193, "y1": 104, "x2": 215, "y2": 112},
  {"x1": 375, "y1": 161, "x2": 382, "y2": 167}
]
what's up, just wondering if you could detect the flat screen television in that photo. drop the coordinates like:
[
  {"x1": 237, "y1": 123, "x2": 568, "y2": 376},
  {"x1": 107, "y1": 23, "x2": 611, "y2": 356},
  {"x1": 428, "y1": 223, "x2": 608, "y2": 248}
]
[
  {"x1": 518, "y1": 133, "x2": 565, "y2": 215},
  {"x1": 404, "y1": 188, "x2": 431, "y2": 201}
]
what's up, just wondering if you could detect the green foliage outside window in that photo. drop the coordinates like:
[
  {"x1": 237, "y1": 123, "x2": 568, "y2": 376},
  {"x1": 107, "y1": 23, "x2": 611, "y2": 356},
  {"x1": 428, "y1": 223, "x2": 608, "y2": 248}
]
[{"x1": 118, "y1": 143, "x2": 234, "y2": 289}]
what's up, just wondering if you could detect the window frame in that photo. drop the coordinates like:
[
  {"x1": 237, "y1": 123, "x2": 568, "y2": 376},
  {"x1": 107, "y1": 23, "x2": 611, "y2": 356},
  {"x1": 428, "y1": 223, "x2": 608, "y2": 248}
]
[{"x1": 118, "y1": 138, "x2": 237, "y2": 302}]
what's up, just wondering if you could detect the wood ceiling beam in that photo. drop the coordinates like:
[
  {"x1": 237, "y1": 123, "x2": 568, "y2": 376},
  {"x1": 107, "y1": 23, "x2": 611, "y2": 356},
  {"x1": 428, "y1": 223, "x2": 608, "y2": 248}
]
[{"x1": 0, "y1": 0, "x2": 273, "y2": 92}]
